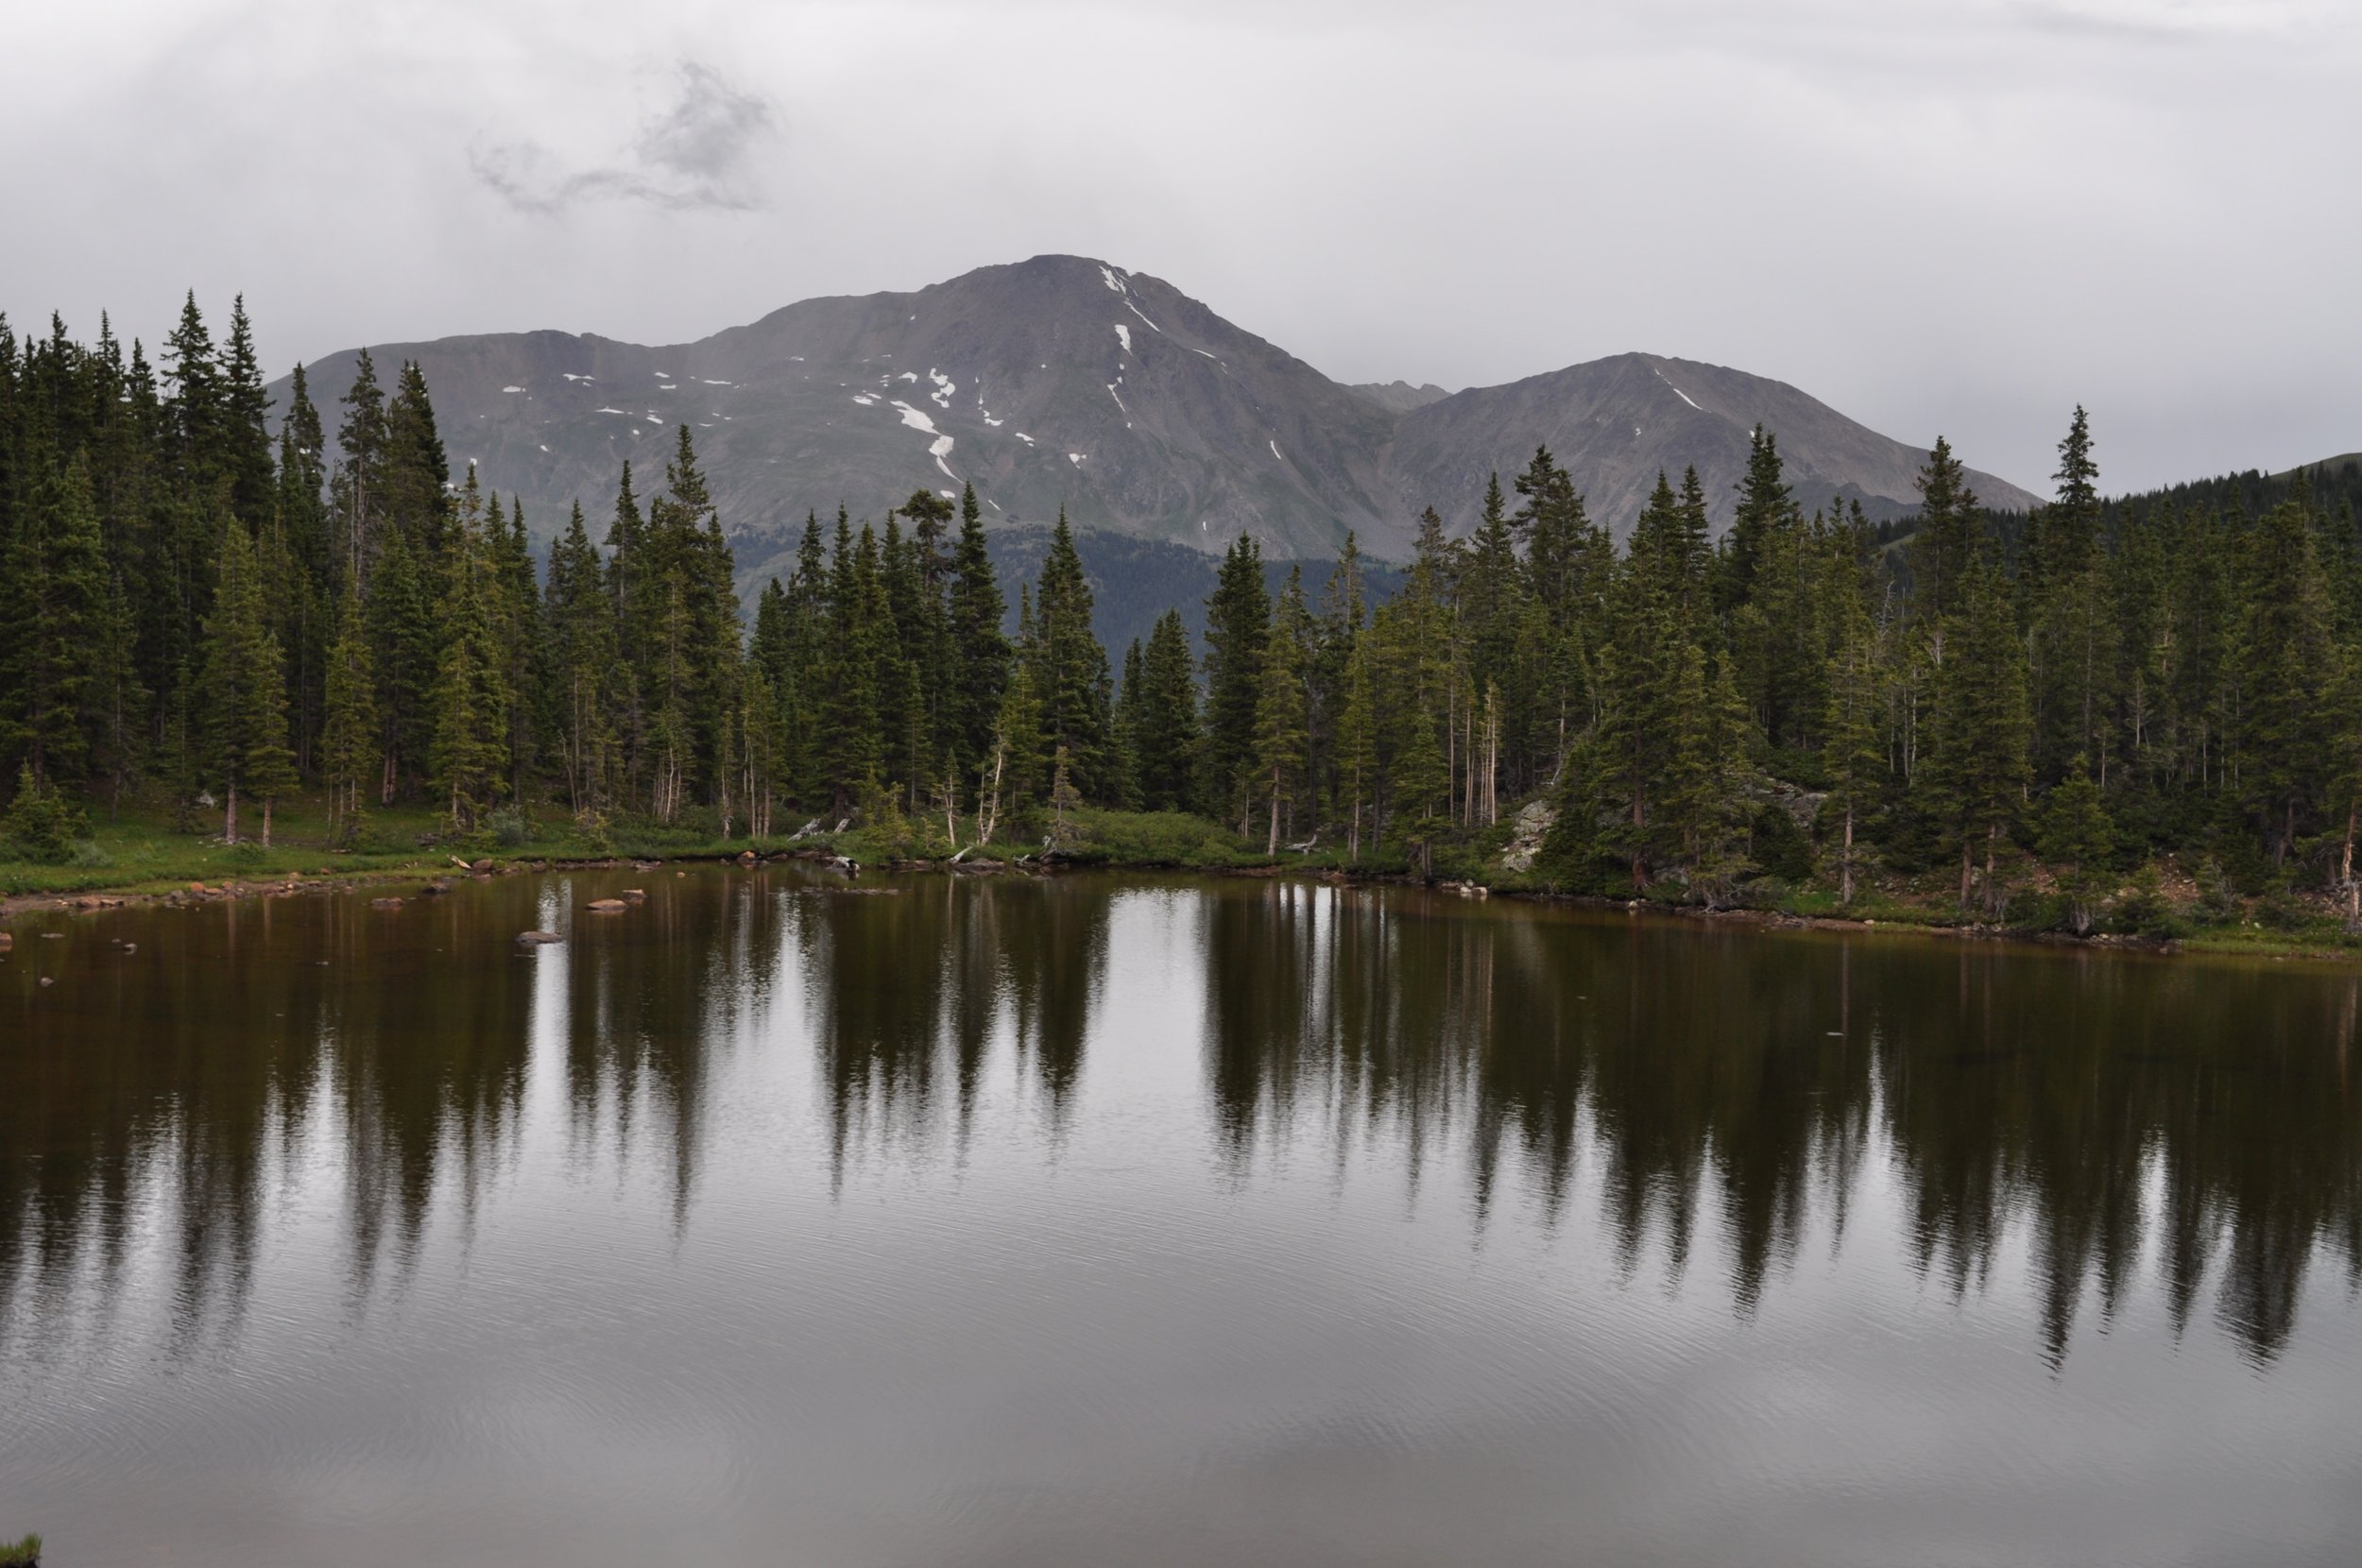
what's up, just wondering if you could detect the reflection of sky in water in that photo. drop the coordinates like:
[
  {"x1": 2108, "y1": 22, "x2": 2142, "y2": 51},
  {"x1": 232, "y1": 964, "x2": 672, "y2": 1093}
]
[{"x1": 3, "y1": 868, "x2": 2362, "y2": 1566}]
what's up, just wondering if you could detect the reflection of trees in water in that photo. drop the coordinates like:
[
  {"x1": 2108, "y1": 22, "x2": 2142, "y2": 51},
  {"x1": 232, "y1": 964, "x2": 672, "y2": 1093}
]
[
  {"x1": 329, "y1": 892, "x2": 532, "y2": 1301},
  {"x1": 561, "y1": 872, "x2": 784, "y2": 1228},
  {"x1": 1202, "y1": 887, "x2": 2362, "y2": 1364},
  {"x1": 806, "y1": 876, "x2": 1108, "y2": 1181},
  {"x1": 7, "y1": 875, "x2": 2362, "y2": 1370}
]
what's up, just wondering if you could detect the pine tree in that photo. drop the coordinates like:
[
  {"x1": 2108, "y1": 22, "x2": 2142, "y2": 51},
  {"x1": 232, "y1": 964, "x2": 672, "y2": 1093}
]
[
  {"x1": 1821, "y1": 588, "x2": 1886, "y2": 904},
  {"x1": 1201, "y1": 536, "x2": 1270, "y2": 827},
  {"x1": 218, "y1": 296, "x2": 275, "y2": 523},
  {"x1": 1253, "y1": 568, "x2": 1313, "y2": 853},
  {"x1": 817, "y1": 516, "x2": 884, "y2": 813},
  {"x1": 545, "y1": 501, "x2": 621, "y2": 817},
  {"x1": 1909, "y1": 437, "x2": 1980, "y2": 621},
  {"x1": 2038, "y1": 758, "x2": 2114, "y2": 935},
  {"x1": 948, "y1": 484, "x2": 1011, "y2": 775},
  {"x1": 2, "y1": 455, "x2": 108, "y2": 788},
  {"x1": 272, "y1": 364, "x2": 333, "y2": 769},
  {"x1": 2232, "y1": 500, "x2": 2334, "y2": 866},
  {"x1": 1030, "y1": 512, "x2": 1112, "y2": 799},
  {"x1": 977, "y1": 660, "x2": 1047, "y2": 844},
  {"x1": 1134, "y1": 609, "x2": 1201, "y2": 811},
  {"x1": 320, "y1": 588, "x2": 380, "y2": 845},
  {"x1": 1926, "y1": 552, "x2": 2031, "y2": 915},
  {"x1": 1720, "y1": 424, "x2": 1792, "y2": 613},
  {"x1": 197, "y1": 519, "x2": 293, "y2": 844},
  {"x1": 331, "y1": 347, "x2": 387, "y2": 588},
  {"x1": 1336, "y1": 631, "x2": 1378, "y2": 860},
  {"x1": 382, "y1": 360, "x2": 451, "y2": 556},
  {"x1": 366, "y1": 524, "x2": 436, "y2": 799},
  {"x1": 425, "y1": 476, "x2": 512, "y2": 832},
  {"x1": 740, "y1": 664, "x2": 785, "y2": 840}
]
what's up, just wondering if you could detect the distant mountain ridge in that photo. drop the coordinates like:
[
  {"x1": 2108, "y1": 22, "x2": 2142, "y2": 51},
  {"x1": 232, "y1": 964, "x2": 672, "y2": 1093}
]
[{"x1": 271, "y1": 255, "x2": 2041, "y2": 561}]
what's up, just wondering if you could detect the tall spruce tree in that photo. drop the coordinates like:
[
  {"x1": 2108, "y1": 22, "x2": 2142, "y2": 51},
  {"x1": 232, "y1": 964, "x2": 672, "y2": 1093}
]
[
  {"x1": 1133, "y1": 609, "x2": 1201, "y2": 811},
  {"x1": 197, "y1": 519, "x2": 295, "y2": 844},
  {"x1": 320, "y1": 587, "x2": 379, "y2": 844},
  {"x1": 1030, "y1": 512, "x2": 1111, "y2": 799},
  {"x1": 1253, "y1": 567, "x2": 1313, "y2": 852},
  {"x1": 1201, "y1": 536, "x2": 1270, "y2": 827},
  {"x1": 3, "y1": 455, "x2": 108, "y2": 787}
]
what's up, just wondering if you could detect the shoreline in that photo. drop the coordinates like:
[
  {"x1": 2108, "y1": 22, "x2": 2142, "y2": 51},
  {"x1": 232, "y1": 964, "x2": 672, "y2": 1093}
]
[{"x1": 5, "y1": 843, "x2": 2354, "y2": 968}]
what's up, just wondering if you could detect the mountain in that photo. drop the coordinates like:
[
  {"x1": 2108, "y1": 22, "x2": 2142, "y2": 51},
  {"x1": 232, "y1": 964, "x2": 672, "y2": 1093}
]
[
  {"x1": 272, "y1": 254, "x2": 2041, "y2": 561},
  {"x1": 1385, "y1": 353, "x2": 2037, "y2": 533},
  {"x1": 1349, "y1": 380, "x2": 1454, "y2": 415},
  {"x1": 2275, "y1": 452, "x2": 2362, "y2": 481}
]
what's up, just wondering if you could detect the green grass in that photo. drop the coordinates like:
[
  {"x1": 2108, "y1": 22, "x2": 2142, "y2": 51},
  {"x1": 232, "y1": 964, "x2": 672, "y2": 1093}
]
[
  {"x1": 0, "y1": 1532, "x2": 41, "y2": 1567},
  {"x1": 1, "y1": 788, "x2": 636, "y2": 898},
  {"x1": 15, "y1": 787, "x2": 2362, "y2": 966}
]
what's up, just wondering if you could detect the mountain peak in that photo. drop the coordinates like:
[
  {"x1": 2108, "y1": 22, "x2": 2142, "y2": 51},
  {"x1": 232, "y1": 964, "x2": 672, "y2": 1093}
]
[{"x1": 272, "y1": 260, "x2": 2039, "y2": 561}]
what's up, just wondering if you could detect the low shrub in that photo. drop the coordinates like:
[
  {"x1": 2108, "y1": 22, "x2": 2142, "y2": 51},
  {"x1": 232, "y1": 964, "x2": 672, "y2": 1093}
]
[
  {"x1": 2, "y1": 766, "x2": 85, "y2": 865},
  {"x1": 1750, "y1": 805, "x2": 1815, "y2": 883},
  {"x1": 0, "y1": 1532, "x2": 41, "y2": 1567},
  {"x1": 2255, "y1": 886, "x2": 2309, "y2": 932},
  {"x1": 2195, "y1": 857, "x2": 2242, "y2": 925}
]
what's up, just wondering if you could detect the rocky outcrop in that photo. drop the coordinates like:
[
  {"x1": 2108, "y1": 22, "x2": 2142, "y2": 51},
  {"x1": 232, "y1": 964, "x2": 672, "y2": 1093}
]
[{"x1": 1500, "y1": 798, "x2": 1558, "y2": 874}]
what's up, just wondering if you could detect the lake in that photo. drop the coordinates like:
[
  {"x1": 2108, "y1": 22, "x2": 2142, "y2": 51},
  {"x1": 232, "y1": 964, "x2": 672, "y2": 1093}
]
[{"x1": 4, "y1": 866, "x2": 2361, "y2": 1566}]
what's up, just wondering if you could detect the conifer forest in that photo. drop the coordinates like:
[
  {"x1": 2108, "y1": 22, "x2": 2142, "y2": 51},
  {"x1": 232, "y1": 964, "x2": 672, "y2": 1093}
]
[{"x1": 7, "y1": 296, "x2": 2362, "y2": 932}]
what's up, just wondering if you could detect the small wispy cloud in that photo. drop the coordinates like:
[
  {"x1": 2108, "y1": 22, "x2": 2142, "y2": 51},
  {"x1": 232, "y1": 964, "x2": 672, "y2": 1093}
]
[{"x1": 471, "y1": 62, "x2": 777, "y2": 214}]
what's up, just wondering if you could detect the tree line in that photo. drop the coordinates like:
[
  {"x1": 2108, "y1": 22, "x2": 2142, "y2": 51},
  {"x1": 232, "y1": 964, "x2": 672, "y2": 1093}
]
[{"x1": 6, "y1": 297, "x2": 2362, "y2": 921}]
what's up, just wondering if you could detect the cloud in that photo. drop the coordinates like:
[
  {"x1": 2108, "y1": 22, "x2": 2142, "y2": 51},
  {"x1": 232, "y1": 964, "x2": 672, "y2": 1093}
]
[{"x1": 471, "y1": 61, "x2": 776, "y2": 214}]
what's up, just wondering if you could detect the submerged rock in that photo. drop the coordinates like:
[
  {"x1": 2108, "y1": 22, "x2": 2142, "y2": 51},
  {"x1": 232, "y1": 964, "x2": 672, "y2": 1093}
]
[
  {"x1": 586, "y1": 899, "x2": 628, "y2": 914},
  {"x1": 369, "y1": 896, "x2": 403, "y2": 910},
  {"x1": 516, "y1": 930, "x2": 564, "y2": 946}
]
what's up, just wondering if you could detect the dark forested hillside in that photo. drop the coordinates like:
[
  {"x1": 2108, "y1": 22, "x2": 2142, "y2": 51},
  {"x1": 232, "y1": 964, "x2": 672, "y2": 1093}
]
[{"x1": 9, "y1": 297, "x2": 2361, "y2": 935}]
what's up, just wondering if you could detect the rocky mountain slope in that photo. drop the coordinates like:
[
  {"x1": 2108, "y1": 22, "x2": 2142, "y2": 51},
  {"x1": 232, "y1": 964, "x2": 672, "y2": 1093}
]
[{"x1": 274, "y1": 255, "x2": 2039, "y2": 560}]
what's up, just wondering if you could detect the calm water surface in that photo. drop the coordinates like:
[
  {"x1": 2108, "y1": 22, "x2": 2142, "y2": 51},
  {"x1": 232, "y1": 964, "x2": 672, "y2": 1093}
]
[{"x1": 4, "y1": 867, "x2": 2362, "y2": 1566}]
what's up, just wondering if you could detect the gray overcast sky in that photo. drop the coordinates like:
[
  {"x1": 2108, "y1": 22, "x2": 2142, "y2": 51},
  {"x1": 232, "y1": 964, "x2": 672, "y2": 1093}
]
[{"x1": 6, "y1": 0, "x2": 2356, "y2": 497}]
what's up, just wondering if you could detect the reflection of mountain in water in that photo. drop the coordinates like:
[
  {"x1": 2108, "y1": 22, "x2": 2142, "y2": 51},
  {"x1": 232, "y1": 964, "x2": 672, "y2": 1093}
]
[
  {"x1": 1201, "y1": 882, "x2": 2362, "y2": 1366},
  {"x1": 4, "y1": 873, "x2": 2361, "y2": 1369}
]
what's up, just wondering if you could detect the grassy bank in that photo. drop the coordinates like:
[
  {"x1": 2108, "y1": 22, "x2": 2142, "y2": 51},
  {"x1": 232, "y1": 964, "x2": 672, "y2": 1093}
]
[{"x1": 8, "y1": 789, "x2": 2361, "y2": 963}]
